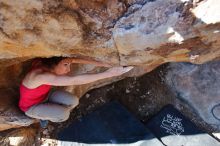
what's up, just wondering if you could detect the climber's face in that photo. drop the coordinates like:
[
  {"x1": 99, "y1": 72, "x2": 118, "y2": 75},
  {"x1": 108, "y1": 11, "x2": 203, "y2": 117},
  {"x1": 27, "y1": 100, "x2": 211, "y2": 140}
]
[{"x1": 53, "y1": 59, "x2": 71, "y2": 75}]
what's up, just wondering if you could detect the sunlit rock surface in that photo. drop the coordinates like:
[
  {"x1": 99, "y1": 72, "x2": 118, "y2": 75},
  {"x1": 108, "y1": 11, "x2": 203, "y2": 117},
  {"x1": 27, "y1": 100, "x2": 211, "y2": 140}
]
[{"x1": 0, "y1": 0, "x2": 220, "y2": 65}]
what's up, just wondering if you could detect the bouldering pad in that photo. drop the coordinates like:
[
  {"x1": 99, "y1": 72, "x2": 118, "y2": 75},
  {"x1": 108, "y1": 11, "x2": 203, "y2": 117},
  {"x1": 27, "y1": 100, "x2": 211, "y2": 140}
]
[
  {"x1": 145, "y1": 104, "x2": 220, "y2": 146},
  {"x1": 58, "y1": 101, "x2": 163, "y2": 145}
]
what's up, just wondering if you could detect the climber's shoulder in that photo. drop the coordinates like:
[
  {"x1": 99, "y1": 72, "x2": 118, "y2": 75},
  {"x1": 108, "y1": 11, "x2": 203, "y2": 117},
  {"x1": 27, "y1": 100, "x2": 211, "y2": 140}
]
[{"x1": 22, "y1": 68, "x2": 53, "y2": 88}]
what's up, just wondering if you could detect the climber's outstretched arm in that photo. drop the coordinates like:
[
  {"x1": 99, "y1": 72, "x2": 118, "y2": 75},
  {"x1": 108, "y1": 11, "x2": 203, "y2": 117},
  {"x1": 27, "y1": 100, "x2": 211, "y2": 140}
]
[
  {"x1": 34, "y1": 66, "x2": 133, "y2": 86},
  {"x1": 67, "y1": 58, "x2": 112, "y2": 67}
]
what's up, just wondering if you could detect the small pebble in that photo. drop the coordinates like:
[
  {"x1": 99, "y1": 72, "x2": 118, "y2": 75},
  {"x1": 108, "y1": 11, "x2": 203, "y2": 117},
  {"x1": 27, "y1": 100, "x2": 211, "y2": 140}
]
[
  {"x1": 43, "y1": 129, "x2": 49, "y2": 135},
  {"x1": 86, "y1": 94, "x2": 90, "y2": 98}
]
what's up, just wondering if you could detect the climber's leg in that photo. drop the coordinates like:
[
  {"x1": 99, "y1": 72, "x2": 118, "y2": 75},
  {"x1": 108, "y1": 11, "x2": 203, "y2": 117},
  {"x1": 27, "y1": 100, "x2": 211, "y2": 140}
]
[
  {"x1": 48, "y1": 90, "x2": 79, "y2": 110},
  {"x1": 25, "y1": 103, "x2": 70, "y2": 122}
]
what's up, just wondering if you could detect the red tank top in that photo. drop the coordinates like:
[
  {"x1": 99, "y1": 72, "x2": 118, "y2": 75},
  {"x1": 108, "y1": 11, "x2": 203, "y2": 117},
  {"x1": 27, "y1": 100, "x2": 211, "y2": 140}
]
[
  {"x1": 19, "y1": 83, "x2": 51, "y2": 112},
  {"x1": 19, "y1": 60, "x2": 52, "y2": 112}
]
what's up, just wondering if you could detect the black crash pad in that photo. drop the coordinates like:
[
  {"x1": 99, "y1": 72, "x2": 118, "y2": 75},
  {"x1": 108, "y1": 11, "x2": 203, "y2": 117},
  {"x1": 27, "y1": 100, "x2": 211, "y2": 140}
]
[
  {"x1": 145, "y1": 104, "x2": 220, "y2": 146},
  {"x1": 57, "y1": 101, "x2": 163, "y2": 145}
]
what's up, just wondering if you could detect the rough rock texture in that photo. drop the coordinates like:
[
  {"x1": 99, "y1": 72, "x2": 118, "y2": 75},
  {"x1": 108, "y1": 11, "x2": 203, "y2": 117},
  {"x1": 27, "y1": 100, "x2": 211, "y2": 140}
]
[
  {"x1": 0, "y1": 0, "x2": 220, "y2": 65},
  {"x1": 165, "y1": 61, "x2": 220, "y2": 130},
  {"x1": 0, "y1": 0, "x2": 220, "y2": 131},
  {"x1": 0, "y1": 126, "x2": 38, "y2": 145},
  {"x1": 113, "y1": 0, "x2": 220, "y2": 66},
  {"x1": 0, "y1": 88, "x2": 34, "y2": 131}
]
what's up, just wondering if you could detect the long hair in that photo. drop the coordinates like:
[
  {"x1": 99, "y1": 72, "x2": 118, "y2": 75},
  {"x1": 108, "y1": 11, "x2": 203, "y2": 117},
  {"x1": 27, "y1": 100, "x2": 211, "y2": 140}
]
[{"x1": 32, "y1": 57, "x2": 67, "y2": 69}]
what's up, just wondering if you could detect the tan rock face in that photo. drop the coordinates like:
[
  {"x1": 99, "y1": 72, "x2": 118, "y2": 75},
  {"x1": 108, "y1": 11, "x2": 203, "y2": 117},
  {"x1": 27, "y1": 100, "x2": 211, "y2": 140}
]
[
  {"x1": 0, "y1": 0, "x2": 82, "y2": 58},
  {"x1": 113, "y1": 0, "x2": 220, "y2": 66},
  {"x1": 0, "y1": 0, "x2": 220, "y2": 131}
]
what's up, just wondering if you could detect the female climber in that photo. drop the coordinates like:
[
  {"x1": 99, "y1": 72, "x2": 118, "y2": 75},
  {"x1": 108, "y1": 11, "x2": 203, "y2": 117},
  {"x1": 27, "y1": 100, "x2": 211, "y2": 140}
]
[{"x1": 19, "y1": 57, "x2": 133, "y2": 127}]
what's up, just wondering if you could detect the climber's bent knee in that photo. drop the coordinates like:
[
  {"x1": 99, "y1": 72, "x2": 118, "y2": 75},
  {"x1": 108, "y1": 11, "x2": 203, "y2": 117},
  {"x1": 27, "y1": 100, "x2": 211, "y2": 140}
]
[
  {"x1": 49, "y1": 90, "x2": 79, "y2": 110},
  {"x1": 25, "y1": 103, "x2": 70, "y2": 122}
]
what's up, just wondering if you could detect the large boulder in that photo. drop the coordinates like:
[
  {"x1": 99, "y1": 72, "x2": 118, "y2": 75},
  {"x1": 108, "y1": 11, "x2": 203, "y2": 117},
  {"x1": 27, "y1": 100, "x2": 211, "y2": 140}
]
[
  {"x1": 0, "y1": 88, "x2": 34, "y2": 131},
  {"x1": 0, "y1": 0, "x2": 219, "y2": 66},
  {"x1": 165, "y1": 61, "x2": 220, "y2": 129},
  {"x1": 0, "y1": 0, "x2": 220, "y2": 131}
]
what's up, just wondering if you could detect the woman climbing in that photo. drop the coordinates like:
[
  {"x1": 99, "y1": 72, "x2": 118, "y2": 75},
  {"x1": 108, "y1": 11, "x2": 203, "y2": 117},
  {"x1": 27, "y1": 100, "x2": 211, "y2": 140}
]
[{"x1": 19, "y1": 57, "x2": 133, "y2": 127}]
